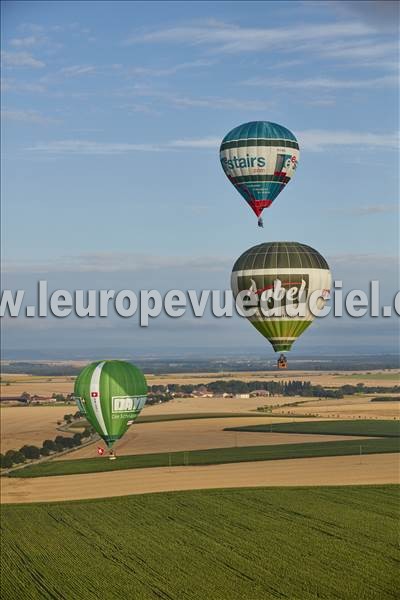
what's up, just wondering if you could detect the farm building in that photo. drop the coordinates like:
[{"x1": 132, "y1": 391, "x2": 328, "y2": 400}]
[{"x1": 250, "y1": 390, "x2": 270, "y2": 397}]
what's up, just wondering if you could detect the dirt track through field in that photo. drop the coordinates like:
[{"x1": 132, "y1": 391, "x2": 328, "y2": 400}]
[{"x1": 2, "y1": 453, "x2": 398, "y2": 504}]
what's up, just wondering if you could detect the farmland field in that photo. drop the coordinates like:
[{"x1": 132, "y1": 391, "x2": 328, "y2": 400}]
[
  {"x1": 2, "y1": 485, "x2": 399, "y2": 600},
  {"x1": 2, "y1": 454, "x2": 398, "y2": 503},
  {"x1": 2, "y1": 369, "x2": 399, "y2": 396},
  {"x1": 59, "y1": 416, "x2": 366, "y2": 461},
  {"x1": 338, "y1": 372, "x2": 400, "y2": 381},
  {"x1": 0, "y1": 405, "x2": 73, "y2": 452},
  {"x1": 9, "y1": 436, "x2": 399, "y2": 478},
  {"x1": 226, "y1": 419, "x2": 400, "y2": 437}
]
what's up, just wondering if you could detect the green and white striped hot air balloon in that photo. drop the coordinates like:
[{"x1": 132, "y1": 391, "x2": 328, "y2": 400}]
[
  {"x1": 74, "y1": 360, "x2": 147, "y2": 454},
  {"x1": 231, "y1": 242, "x2": 332, "y2": 355}
]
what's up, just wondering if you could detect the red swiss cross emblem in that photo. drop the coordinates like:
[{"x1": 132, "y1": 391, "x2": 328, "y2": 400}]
[{"x1": 91, "y1": 391, "x2": 99, "y2": 397}]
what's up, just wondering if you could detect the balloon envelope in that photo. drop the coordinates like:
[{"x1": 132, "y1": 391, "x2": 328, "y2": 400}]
[
  {"x1": 231, "y1": 242, "x2": 331, "y2": 352},
  {"x1": 74, "y1": 360, "x2": 147, "y2": 448},
  {"x1": 220, "y1": 121, "x2": 299, "y2": 221}
]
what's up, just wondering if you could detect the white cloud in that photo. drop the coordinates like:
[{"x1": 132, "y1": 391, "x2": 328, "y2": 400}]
[
  {"x1": 169, "y1": 95, "x2": 273, "y2": 110},
  {"x1": 125, "y1": 21, "x2": 374, "y2": 53},
  {"x1": 4, "y1": 252, "x2": 230, "y2": 274},
  {"x1": 25, "y1": 137, "x2": 220, "y2": 154},
  {"x1": 26, "y1": 129, "x2": 398, "y2": 155},
  {"x1": 328, "y1": 204, "x2": 398, "y2": 216},
  {"x1": 59, "y1": 65, "x2": 97, "y2": 77},
  {"x1": 306, "y1": 98, "x2": 336, "y2": 107},
  {"x1": 1, "y1": 51, "x2": 45, "y2": 68},
  {"x1": 123, "y1": 19, "x2": 397, "y2": 72},
  {"x1": 2, "y1": 109, "x2": 59, "y2": 125},
  {"x1": 322, "y1": 39, "x2": 398, "y2": 60},
  {"x1": 124, "y1": 103, "x2": 161, "y2": 116},
  {"x1": 169, "y1": 137, "x2": 220, "y2": 149},
  {"x1": 1, "y1": 78, "x2": 46, "y2": 93},
  {"x1": 244, "y1": 75, "x2": 398, "y2": 89},
  {"x1": 17, "y1": 23, "x2": 45, "y2": 34},
  {"x1": 117, "y1": 86, "x2": 274, "y2": 112},
  {"x1": 26, "y1": 140, "x2": 163, "y2": 154},
  {"x1": 128, "y1": 59, "x2": 214, "y2": 77},
  {"x1": 9, "y1": 36, "x2": 42, "y2": 48},
  {"x1": 297, "y1": 129, "x2": 399, "y2": 151}
]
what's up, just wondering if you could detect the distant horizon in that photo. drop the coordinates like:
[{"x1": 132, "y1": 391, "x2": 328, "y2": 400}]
[{"x1": 1, "y1": 348, "x2": 399, "y2": 362}]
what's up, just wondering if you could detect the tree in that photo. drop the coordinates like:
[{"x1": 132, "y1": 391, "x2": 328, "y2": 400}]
[
  {"x1": 1, "y1": 454, "x2": 13, "y2": 468},
  {"x1": 43, "y1": 439, "x2": 57, "y2": 451},
  {"x1": 55, "y1": 435, "x2": 68, "y2": 447},
  {"x1": 5, "y1": 450, "x2": 25, "y2": 465},
  {"x1": 63, "y1": 437, "x2": 75, "y2": 449},
  {"x1": 40, "y1": 447, "x2": 50, "y2": 457},
  {"x1": 19, "y1": 445, "x2": 41, "y2": 460},
  {"x1": 72, "y1": 433, "x2": 82, "y2": 446},
  {"x1": 55, "y1": 435, "x2": 75, "y2": 449}
]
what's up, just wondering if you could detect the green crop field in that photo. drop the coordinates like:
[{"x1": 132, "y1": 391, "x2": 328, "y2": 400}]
[
  {"x1": 9, "y1": 436, "x2": 399, "y2": 478},
  {"x1": 226, "y1": 419, "x2": 400, "y2": 437},
  {"x1": 2, "y1": 486, "x2": 399, "y2": 600}
]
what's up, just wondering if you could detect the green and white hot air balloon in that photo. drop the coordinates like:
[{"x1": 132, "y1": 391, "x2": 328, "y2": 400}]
[
  {"x1": 231, "y1": 242, "x2": 332, "y2": 360},
  {"x1": 74, "y1": 360, "x2": 147, "y2": 455}
]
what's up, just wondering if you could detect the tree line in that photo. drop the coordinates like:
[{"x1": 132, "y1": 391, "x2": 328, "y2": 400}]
[
  {"x1": 0, "y1": 426, "x2": 94, "y2": 469},
  {"x1": 149, "y1": 380, "x2": 399, "y2": 399}
]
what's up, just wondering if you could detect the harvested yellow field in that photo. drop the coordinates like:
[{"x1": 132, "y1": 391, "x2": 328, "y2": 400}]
[
  {"x1": 2, "y1": 453, "x2": 398, "y2": 504},
  {"x1": 0, "y1": 375, "x2": 74, "y2": 397},
  {"x1": 135, "y1": 392, "x2": 399, "y2": 420},
  {"x1": 0, "y1": 406, "x2": 69, "y2": 452},
  {"x1": 145, "y1": 394, "x2": 287, "y2": 414},
  {"x1": 281, "y1": 395, "x2": 400, "y2": 420}
]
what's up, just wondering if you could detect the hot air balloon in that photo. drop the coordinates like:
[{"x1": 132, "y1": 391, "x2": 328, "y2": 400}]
[
  {"x1": 74, "y1": 360, "x2": 147, "y2": 458},
  {"x1": 231, "y1": 242, "x2": 331, "y2": 366},
  {"x1": 220, "y1": 121, "x2": 299, "y2": 227}
]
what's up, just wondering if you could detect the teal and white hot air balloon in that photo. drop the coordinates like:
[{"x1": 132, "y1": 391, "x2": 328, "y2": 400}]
[{"x1": 220, "y1": 121, "x2": 300, "y2": 227}]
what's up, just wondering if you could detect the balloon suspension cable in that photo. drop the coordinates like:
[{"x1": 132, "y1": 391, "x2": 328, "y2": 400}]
[{"x1": 257, "y1": 217, "x2": 264, "y2": 228}]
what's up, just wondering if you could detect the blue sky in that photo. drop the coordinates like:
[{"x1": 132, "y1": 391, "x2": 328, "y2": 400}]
[{"x1": 1, "y1": 0, "x2": 399, "y2": 358}]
